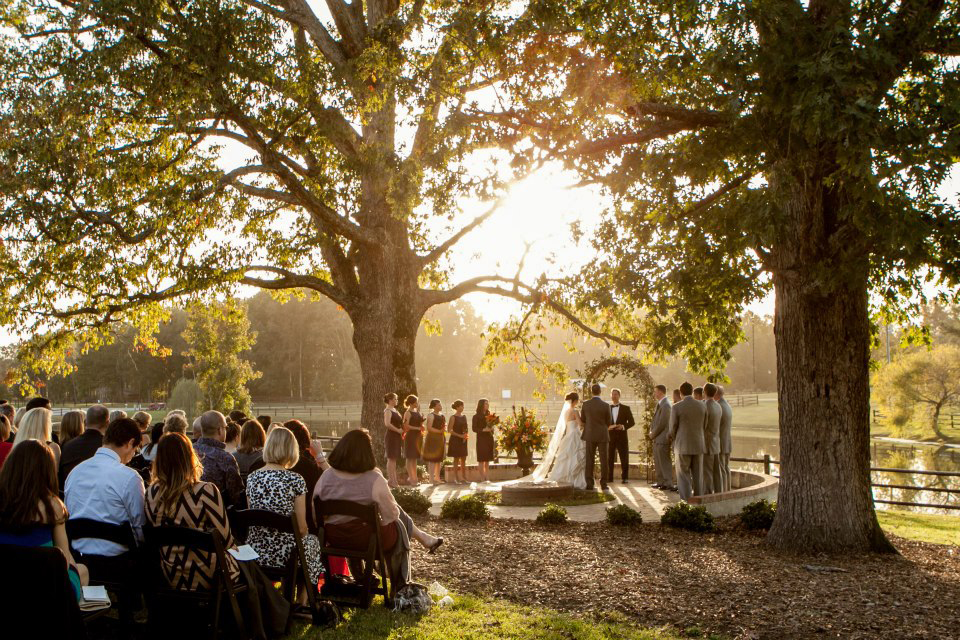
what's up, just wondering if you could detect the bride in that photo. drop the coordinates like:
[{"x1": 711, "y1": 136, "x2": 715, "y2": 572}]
[{"x1": 527, "y1": 391, "x2": 586, "y2": 489}]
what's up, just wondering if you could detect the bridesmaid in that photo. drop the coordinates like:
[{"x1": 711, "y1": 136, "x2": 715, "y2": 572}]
[
  {"x1": 446, "y1": 400, "x2": 469, "y2": 485},
  {"x1": 382, "y1": 393, "x2": 404, "y2": 488},
  {"x1": 473, "y1": 398, "x2": 495, "y2": 483},
  {"x1": 422, "y1": 399, "x2": 446, "y2": 485},
  {"x1": 402, "y1": 395, "x2": 423, "y2": 487}
]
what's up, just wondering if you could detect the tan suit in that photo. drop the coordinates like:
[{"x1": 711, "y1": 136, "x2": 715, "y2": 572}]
[
  {"x1": 649, "y1": 396, "x2": 673, "y2": 487},
  {"x1": 668, "y1": 396, "x2": 706, "y2": 500},
  {"x1": 718, "y1": 398, "x2": 733, "y2": 491},
  {"x1": 703, "y1": 399, "x2": 722, "y2": 494}
]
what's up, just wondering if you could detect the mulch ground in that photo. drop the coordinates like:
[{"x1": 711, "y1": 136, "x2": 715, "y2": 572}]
[{"x1": 410, "y1": 516, "x2": 960, "y2": 640}]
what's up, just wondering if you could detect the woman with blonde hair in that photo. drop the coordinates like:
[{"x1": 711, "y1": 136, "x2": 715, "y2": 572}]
[
  {"x1": 58, "y1": 410, "x2": 85, "y2": 448},
  {"x1": 245, "y1": 426, "x2": 324, "y2": 602},
  {"x1": 13, "y1": 407, "x2": 60, "y2": 466}
]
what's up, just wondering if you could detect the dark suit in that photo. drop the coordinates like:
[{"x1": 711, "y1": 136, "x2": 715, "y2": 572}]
[
  {"x1": 580, "y1": 395, "x2": 612, "y2": 490},
  {"x1": 606, "y1": 403, "x2": 635, "y2": 482},
  {"x1": 58, "y1": 429, "x2": 103, "y2": 489}
]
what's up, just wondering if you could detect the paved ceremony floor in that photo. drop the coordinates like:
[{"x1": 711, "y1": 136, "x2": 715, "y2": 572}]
[{"x1": 416, "y1": 481, "x2": 681, "y2": 522}]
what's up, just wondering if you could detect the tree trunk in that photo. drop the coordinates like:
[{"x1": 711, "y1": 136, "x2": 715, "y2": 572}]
[
  {"x1": 767, "y1": 268, "x2": 896, "y2": 553},
  {"x1": 932, "y1": 403, "x2": 947, "y2": 441}
]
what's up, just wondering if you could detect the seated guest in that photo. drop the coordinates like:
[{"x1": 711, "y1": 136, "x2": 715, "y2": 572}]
[
  {"x1": 228, "y1": 410, "x2": 247, "y2": 426},
  {"x1": 109, "y1": 410, "x2": 128, "y2": 424},
  {"x1": 25, "y1": 398, "x2": 55, "y2": 443},
  {"x1": 0, "y1": 403, "x2": 15, "y2": 442},
  {"x1": 0, "y1": 440, "x2": 89, "y2": 600},
  {"x1": 224, "y1": 422, "x2": 240, "y2": 455},
  {"x1": 65, "y1": 418, "x2": 145, "y2": 556},
  {"x1": 233, "y1": 420, "x2": 266, "y2": 481},
  {"x1": 314, "y1": 429, "x2": 443, "y2": 588},
  {"x1": 0, "y1": 415, "x2": 12, "y2": 468},
  {"x1": 192, "y1": 417, "x2": 202, "y2": 442},
  {"x1": 146, "y1": 433, "x2": 290, "y2": 635},
  {"x1": 132, "y1": 411, "x2": 152, "y2": 445},
  {"x1": 145, "y1": 432, "x2": 241, "y2": 590},
  {"x1": 246, "y1": 427, "x2": 324, "y2": 598},
  {"x1": 194, "y1": 411, "x2": 244, "y2": 509},
  {"x1": 59, "y1": 405, "x2": 109, "y2": 488},
  {"x1": 58, "y1": 410, "x2": 85, "y2": 448},
  {"x1": 14, "y1": 407, "x2": 60, "y2": 466},
  {"x1": 163, "y1": 413, "x2": 188, "y2": 435},
  {"x1": 257, "y1": 415, "x2": 271, "y2": 432},
  {"x1": 141, "y1": 423, "x2": 165, "y2": 465},
  {"x1": 284, "y1": 420, "x2": 321, "y2": 497}
]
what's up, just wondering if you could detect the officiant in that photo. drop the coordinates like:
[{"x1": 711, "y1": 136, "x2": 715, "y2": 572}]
[{"x1": 607, "y1": 388, "x2": 635, "y2": 484}]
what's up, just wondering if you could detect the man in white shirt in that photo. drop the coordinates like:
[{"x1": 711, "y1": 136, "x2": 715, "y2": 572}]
[{"x1": 65, "y1": 417, "x2": 145, "y2": 556}]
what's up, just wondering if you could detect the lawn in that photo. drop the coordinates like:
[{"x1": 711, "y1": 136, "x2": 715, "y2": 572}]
[
  {"x1": 287, "y1": 594, "x2": 696, "y2": 640},
  {"x1": 877, "y1": 509, "x2": 960, "y2": 546}
]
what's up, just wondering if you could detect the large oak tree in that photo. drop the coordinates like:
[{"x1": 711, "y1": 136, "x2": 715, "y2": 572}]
[{"x1": 497, "y1": 0, "x2": 960, "y2": 552}]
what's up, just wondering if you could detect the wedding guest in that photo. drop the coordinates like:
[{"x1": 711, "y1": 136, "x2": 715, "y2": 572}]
[
  {"x1": 702, "y1": 383, "x2": 723, "y2": 494},
  {"x1": 382, "y1": 393, "x2": 404, "y2": 489},
  {"x1": 473, "y1": 399, "x2": 495, "y2": 482},
  {"x1": 132, "y1": 411, "x2": 152, "y2": 448},
  {"x1": 0, "y1": 416, "x2": 12, "y2": 469},
  {"x1": 14, "y1": 407, "x2": 61, "y2": 467},
  {"x1": 224, "y1": 422, "x2": 240, "y2": 454},
  {"x1": 0, "y1": 440, "x2": 89, "y2": 601},
  {"x1": 422, "y1": 400, "x2": 446, "y2": 485},
  {"x1": 257, "y1": 415, "x2": 272, "y2": 431},
  {"x1": 402, "y1": 395, "x2": 423, "y2": 487},
  {"x1": 694, "y1": 387, "x2": 704, "y2": 402},
  {"x1": 672, "y1": 388, "x2": 681, "y2": 404},
  {"x1": 314, "y1": 429, "x2": 442, "y2": 589},
  {"x1": 146, "y1": 432, "x2": 290, "y2": 636},
  {"x1": 446, "y1": 400, "x2": 469, "y2": 485},
  {"x1": 109, "y1": 410, "x2": 128, "y2": 424},
  {"x1": 163, "y1": 413, "x2": 188, "y2": 435},
  {"x1": 233, "y1": 420, "x2": 266, "y2": 481},
  {"x1": 25, "y1": 396, "x2": 52, "y2": 412},
  {"x1": 245, "y1": 427, "x2": 324, "y2": 599},
  {"x1": 607, "y1": 388, "x2": 635, "y2": 484},
  {"x1": 59, "y1": 405, "x2": 109, "y2": 488},
  {"x1": 228, "y1": 410, "x2": 247, "y2": 426},
  {"x1": 65, "y1": 418, "x2": 145, "y2": 556},
  {"x1": 145, "y1": 432, "x2": 241, "y2": 589},
  {"x1": 284, "y1": 420, "x2": 321, "y2": 499},
  {"x1": 716, "y1": 387, "x2": 734, "y2": 492},
  {"x1": 191, "y1": 416, "x2": 202, "y2": 442},
  {"x1": 194, "y1": 411, "x2": 244, "y2": 509},
  {"x1": 669, "y1": 382, "x2": 706, "y2": 501},
  {"x1": 649, "y1": 385, "x2": 674, "y2": 490},
  {"x1": 0, "y1": 402, "x2": 15, "y2": 442},
  {"x1": 141, "y1": 422, "x2": 165, "y2": 465},
  {"x1": 58, "y1": 410, "x2": 85, "y2": 449}
]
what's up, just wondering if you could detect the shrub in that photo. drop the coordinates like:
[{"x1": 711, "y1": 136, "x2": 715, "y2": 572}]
[
  {"x1": 740, "y1": 499, "x2": 777, "y2": 530},
  {"x1": 660, "y1": 502, "x2": 715, "y2": 533},
  {"x1": 536, "y1": 503, "x2": 568, "y2": 525},
  {"x1": 440, "y1": 494, "x2": 490, "y2": 521},
  {"x1": 473, "y1": 490, "x2": 502, "y2": 505},
  {"x1": 391, "y1": 487, "x2": 432, "y2": 515},
  {"x1": 605, "y1": 504, "x2": 644, "y2": 527}
]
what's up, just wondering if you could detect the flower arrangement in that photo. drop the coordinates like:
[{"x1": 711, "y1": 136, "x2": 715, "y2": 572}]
[
  {"x1": 485, "y1": 411, "x2": 500, "y2": 430},
  {"x1": 497, "y1": 406, "x2": 549, "y2": 454}
]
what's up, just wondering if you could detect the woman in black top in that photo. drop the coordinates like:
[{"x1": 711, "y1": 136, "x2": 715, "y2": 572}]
[
  {"x1": 383, "y1": 393, "x2": 404, "y2": 488},
  {"x1": 446, "y1": 400, "x2": 469, "y2": 485},
  {"x1": 402, "y1": 395, "x2": 423, "y2": 487},
  {"x1": 473, "y1": 398, "x2": 494, "y2": 482}
]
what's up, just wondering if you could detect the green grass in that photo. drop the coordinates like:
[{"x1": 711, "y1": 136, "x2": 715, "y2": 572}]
[
  {"x1": 286, "y1": 594, "x2": 691, "y2": 640},
  {"x1": 877, "y1": 509, "x2": 960, "y2": 546}
]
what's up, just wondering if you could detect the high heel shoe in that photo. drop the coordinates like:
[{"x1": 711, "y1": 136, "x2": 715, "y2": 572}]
[{"x1": 428, "y1": 537, "x2": 444, "y2": 554}]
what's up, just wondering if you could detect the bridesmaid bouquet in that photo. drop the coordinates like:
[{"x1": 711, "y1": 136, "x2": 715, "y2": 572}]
[
  {"x1": 497, "y1": 406, "x2": 548, "y2": 453},
  {"x1": 485, "y1": 412, "x2": 500, "y2": 432}
]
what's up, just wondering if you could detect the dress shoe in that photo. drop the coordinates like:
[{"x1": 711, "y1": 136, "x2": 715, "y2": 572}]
[{"x1": 621, "y1": 479, "x2": 629, "y2": 485}]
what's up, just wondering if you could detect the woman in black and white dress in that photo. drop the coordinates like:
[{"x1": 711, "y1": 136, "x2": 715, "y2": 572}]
[{"x1": 245, "y1": 426, "x2": 323, "y2": 596}]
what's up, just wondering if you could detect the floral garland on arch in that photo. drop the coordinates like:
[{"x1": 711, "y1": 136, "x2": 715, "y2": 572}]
[{"x1": 497, "y1": 406, "x2": 549, "y2": 454}]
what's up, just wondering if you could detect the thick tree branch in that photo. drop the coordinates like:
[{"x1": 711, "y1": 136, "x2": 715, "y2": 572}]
[
  {"x1": 326, "y1": 0, "x2": 367, "y2": 56},
  {"x1": 420, "y1": 195, "x2": 507, "y2": 265},
  {"x1": 240, "y1": 265, "x2": 352, "y2": 308}
]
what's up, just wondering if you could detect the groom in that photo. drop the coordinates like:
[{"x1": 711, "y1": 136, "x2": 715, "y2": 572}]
[{"x1": 580, "y1": 383, "x2": 613, "y2": 492}]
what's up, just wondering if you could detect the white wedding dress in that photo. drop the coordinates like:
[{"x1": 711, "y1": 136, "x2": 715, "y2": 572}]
[{"x1": 505, "y1": 401, "x2": 586, "y2": 489}]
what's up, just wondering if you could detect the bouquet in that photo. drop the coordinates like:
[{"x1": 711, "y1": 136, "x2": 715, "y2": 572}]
[
  {"x1": 485, "y1": 412, "x2": 500, "y2": 432},
  {"x1": 497, "y1": 406, "x2": 549, "y2": 453}
]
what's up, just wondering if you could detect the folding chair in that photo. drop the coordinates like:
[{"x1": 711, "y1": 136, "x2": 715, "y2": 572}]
[
  {"x1": 142, "y1": 525, "x2": 248, "y2": 640},
  {"x1": 66, "y1": 518, "x2": 140, "y2": 627},
  {"x1": 231, "y1": 508, "x2": 326, "y2": 623},
  {"x1": 312, "y1": 497, "x2": 394, "y2": 609}
]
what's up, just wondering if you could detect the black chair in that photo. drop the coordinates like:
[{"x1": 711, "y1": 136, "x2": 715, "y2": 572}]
[
  {"x1": 231, "y1": 508, "x2": 326, "y2": 623},
  {"x1": 312, "y1": 497, "x2": 393, "y2": 609},
  {"x1": 0, "y1": 542, "x2": 95, "y2": 638},
  {"x1": 66, "y1": 518, "x2": 140, "y2": 626},
  {"x1": 142, "y1": 525, "x2": 249, "y2": 640}
]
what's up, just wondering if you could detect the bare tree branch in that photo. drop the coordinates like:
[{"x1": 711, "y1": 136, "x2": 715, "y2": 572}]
[
  {"x1": 420, "y1": 195, "x2": 507, "y2": 265},
  {"x1": 240, "y1": 265, "x2": 352, "y2": 307}
]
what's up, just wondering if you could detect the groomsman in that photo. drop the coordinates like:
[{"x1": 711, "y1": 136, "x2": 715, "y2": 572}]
[
  {"x1": 717, "y1": 386, "x2": 734, "y2": 492},
  {"x1": 649, "y1": 385, "x2": 674, "y2": 490},
  {"x1": 702, "y1": 383, "x2": 723, "y2": 494},
  {"x1": 693, "y1": 387, "x2": 705, "y2": 402},
  {"x1": 669, "y1": 382, "x2": 706, "y2": 500},
  {"x1": 607, "y1": 388, "x2": 635, "y2": 484}
]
